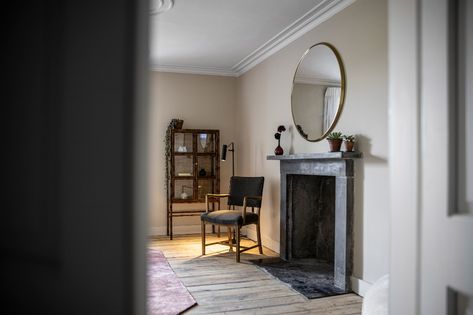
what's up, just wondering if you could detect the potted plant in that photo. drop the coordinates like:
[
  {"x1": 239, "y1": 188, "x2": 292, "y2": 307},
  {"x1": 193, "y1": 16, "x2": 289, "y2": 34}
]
[
  {"x1": 343, "y1": 134, "x2": 356, "y2": 152},
  {"x1": 274, "y1": 125, "x2": 286, "y2": 155},
  {"x1": 326, "y1": 131, "x2": 343, "y2": 152}
]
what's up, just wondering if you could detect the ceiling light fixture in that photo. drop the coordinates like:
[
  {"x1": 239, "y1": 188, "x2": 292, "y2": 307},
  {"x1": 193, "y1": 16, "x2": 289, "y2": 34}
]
[{"x1": 150, "y1": 0, "x2": 174, "y2": 15}]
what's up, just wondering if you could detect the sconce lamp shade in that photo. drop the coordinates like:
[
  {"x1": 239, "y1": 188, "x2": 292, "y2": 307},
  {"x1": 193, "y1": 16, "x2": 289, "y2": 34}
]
[
  {"x1": 221, "y1": 144, "x2": 228, "y2": 161},
  {"x1": 221, "y1": 142, "x2": 234, "y2": 177}
]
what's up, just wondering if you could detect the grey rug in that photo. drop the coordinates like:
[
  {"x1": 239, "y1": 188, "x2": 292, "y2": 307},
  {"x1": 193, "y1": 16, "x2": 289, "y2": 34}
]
[{"x1": 250, "y1": 257, "x2": 347, "y2": 299}]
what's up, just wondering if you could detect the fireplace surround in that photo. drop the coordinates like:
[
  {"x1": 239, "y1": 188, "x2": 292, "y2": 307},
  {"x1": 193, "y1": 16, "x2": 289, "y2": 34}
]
[{"x1": 267, "y1": 152, "x2": 361, "y2": 293}]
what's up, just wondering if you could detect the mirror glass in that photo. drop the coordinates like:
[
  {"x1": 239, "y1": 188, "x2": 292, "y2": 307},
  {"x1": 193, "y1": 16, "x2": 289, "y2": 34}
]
[{"x1": 291, "y1": 43, "x2": 345, "y2": 142}]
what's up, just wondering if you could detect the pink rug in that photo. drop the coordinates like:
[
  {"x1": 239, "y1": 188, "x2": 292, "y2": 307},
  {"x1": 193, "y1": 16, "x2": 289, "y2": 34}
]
[{"x1": 148, "y1": 249, "x2": 197, "y2": 315}]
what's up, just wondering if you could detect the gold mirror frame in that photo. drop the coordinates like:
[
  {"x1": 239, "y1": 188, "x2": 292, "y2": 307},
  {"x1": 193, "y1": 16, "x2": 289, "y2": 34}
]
[{"x1": 291, "y1": 42, "x2": 346, "y2": 142}]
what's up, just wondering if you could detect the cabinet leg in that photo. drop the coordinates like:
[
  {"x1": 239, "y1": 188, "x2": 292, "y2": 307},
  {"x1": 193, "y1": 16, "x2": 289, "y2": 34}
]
[
  {"x1": 166, "y1": 213, "x2": 170, "y2": 236},
  {"x1": 170, "y1": 214, "x2": 173, "y2": 240}
]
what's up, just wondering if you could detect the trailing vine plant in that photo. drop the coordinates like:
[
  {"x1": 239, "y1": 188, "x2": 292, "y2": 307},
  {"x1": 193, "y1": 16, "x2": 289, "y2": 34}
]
[{"x1": 164, "y1": 119, "x2": 184, "y2": 193}]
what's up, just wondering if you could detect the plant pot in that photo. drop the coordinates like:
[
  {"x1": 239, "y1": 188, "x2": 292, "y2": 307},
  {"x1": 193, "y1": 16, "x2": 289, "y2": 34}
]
[
  {"x1": 175, "y1": 120, "x2": 184, "y2": 129},
  {"x1": 344, "y1": 141, "x2": 355, "y2": 152},
  {"x1": 327, "y1": 139, "x2": 342, "y2": 152}
]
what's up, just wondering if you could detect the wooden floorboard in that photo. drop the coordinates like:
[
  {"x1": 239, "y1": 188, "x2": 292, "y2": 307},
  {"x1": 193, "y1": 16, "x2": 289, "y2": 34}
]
[{"x1": 149, "y1": 234, "x2": 362, "y2": 314}]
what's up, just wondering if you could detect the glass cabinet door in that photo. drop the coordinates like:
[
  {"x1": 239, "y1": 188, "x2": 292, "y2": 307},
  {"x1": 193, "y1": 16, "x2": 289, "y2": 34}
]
[
  {"x1": 174, "y1": 155, "x2": 194, "y2": 177},
  {"x1": 197, "y1": 156, "x2": 215, "y2": 177},
  {"x1": 197, "y1": 133, "x2": 215, "y2": 153},
  {"x1": 174, "y1": 179, "x2": 194, "y2": 200},
  {"x1": 170, "y1": 130, "x2": 218, "y2": 202},
  {"x1": 198, "y1": 179, "x2": 214, "y2": 200},
  {"x1": 174, "y1": 132, "x2": 193, "y2": 153}
]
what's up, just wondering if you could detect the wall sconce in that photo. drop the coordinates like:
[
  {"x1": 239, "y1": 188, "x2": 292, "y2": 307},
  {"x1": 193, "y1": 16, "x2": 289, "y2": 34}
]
[{"x1": 221, "y1": 142, "x2": 235, "y2": 177}]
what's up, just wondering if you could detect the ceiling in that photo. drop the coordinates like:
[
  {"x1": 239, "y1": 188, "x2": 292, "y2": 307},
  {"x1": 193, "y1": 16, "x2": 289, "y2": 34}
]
[{"x1": 150, "y1": 0, "x2": 355, "y2": 77}]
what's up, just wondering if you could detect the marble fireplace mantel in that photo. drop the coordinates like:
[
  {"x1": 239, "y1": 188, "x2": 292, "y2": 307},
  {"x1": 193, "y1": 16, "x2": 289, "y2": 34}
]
[{"x1": 267, "y1": 152, "x2": 362, "y2": 291}]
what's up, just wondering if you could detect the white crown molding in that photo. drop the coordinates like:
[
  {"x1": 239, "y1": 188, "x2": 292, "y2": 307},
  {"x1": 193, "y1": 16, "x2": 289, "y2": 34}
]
[
  {"x1": 232, "y1": 0, "x2": 356, "y2": 76},
  {"x1": 151, "y1": 0, "x2": 356, "y2": 77},
  {"x1": 151, "y1": 63, "x2": 238, "y2": 77}
]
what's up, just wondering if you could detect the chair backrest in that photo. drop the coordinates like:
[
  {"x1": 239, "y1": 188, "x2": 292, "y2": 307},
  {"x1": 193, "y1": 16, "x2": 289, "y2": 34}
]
[{"x1": 228, "y1": 176, "x2": 264, "y2": 208}]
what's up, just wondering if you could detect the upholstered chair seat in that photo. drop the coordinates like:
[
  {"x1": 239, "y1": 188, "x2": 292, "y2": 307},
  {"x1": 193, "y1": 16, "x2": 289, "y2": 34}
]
[{"x1": 201, "y1": 210, "x2": 259, "y2": 226}]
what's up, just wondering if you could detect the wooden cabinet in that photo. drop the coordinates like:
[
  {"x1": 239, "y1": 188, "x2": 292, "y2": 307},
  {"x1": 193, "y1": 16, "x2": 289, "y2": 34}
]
[{"x1": 167, "y1": 129, "x2": 220, "y2": 239}]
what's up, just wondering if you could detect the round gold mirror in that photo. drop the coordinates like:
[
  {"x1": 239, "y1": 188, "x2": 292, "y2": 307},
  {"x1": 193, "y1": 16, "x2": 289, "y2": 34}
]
[{"x1": 291, "y1": 43, "x2": 346, "y2": 142}]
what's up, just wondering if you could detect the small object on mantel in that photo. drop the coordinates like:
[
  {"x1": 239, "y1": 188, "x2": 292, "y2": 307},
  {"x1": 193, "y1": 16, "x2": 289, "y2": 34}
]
[
  {"x1": 326, "y1": 131, "x2": 344, "y2": 152},
  {"x1": 274, "y1": 125, "x2": 286, "y2": 155},
  {"x1": 342, "y1": 134, "x2": 356, "y2": 152},
  {"x1": 267, "y1": 151, "x2": 362, "y2": 160}
]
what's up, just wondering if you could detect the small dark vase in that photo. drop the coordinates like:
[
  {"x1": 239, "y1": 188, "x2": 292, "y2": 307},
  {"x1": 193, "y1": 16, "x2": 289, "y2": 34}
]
[
  {"x1": 327, "y1": 139, "x2": 342, "y2": 152},
  {"x1": 199, "y1": 168, "x2": 206, "y2": 176},
  {"x1": 274, "y1": 139, "x2": 283, "y2": 155}
]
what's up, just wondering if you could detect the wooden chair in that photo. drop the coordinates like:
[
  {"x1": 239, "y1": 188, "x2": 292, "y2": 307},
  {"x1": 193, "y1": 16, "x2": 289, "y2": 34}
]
[{"x1": 200, "y1": 176, "x2": 264, "y2": 262}]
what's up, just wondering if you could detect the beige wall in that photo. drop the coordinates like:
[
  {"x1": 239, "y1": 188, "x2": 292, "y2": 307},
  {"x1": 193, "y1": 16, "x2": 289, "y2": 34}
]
[
  {"x1": 235, "y1": 0, "x2": 388, "y2": 287},
  {"x1": 148, "y1": 72, "x2": 236, "y2": 234}
]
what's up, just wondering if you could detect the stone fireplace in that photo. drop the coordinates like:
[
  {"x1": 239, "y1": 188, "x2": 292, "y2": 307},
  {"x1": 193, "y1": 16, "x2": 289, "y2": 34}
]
[{"x1": 267, "y1": 152, "x2": 361, "y2": 293}]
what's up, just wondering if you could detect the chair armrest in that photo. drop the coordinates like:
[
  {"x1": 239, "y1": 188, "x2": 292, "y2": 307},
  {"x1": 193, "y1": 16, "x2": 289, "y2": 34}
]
[
  {"x1": 242, "y1": 196, "x2": 263, "y2": 222},
  {"x1": 205, "y1": 194, "x2": 229, "y2": 212}
]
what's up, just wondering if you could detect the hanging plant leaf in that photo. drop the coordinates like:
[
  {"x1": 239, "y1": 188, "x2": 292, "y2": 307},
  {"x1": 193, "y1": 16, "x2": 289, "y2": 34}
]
[{"x1": 164, "y1": 119, "x2": 184, "y2": 192}]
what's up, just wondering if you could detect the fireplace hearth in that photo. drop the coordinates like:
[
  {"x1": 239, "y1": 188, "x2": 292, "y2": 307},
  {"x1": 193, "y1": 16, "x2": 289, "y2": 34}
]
[{"x1": 259, "y1": 152, "x2": 361, "y2": 297}]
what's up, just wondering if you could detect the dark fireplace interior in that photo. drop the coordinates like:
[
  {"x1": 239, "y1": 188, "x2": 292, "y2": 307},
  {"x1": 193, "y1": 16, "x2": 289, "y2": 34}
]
[
  {"x1": 289, "y1": 174, "x2": 335, "y2": 262},
  {"x1": 252, "y1": 174, "x2": 347, "y2": 299}
]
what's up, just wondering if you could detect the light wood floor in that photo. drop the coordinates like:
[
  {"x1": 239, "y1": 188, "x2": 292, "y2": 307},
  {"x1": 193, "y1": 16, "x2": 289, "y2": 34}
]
[{"x1": 149, "y1": 234, "x2": 362, "y2": 315}]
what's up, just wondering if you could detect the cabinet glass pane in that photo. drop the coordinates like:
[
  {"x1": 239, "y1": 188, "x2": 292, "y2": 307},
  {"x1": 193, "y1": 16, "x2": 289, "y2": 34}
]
[
  {"x1": 197, "y1": 156, "x2": 215, "y2": 177},
  {"x1": 198, "y1": 179, "x2": 214, "y2": 200},
  {"x1": 197, "y1": 133, "x2": 215, "y2": 153},
  {"x1": 174, "y1": 155, "x2": 193, "y2": 177},
  {"x1": 174, "y1": 132, "x2": 193, "y2": 153},
  {"x1": 174, "y1": 179, "x2": 193, "y2": 200}
]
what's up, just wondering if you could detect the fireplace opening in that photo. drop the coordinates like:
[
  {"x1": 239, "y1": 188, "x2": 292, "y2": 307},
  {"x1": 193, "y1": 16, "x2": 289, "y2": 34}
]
[{"x1": 289, "y1": 174, "x2": 335, "y2": 262}]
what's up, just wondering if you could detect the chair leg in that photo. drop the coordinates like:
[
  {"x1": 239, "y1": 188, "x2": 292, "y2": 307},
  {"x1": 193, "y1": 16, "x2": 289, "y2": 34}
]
[
  {"x1": 227, "y1": 227, "x2": 233, "y2": 251},
  {"x1": 256, "y1": 222, "x2": 263, "y2": 254},
  {"x1": 201, "y1": 221, "x2": 206, "y2": 255},
  {"x1": 235, "y1": 225, "x2": 240, "y2": 263},
  {"x1": 217, "y1": 225, "x2": 221, "y2": 238}
]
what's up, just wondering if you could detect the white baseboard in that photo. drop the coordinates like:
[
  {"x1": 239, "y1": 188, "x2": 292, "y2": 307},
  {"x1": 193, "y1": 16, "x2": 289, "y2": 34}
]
[
  {"x1": 149, "y1": 225, "x2": 201, "y2": 236},
  {"x1": 350, "y1": 276, "x2": 372, "y2": 297},
  {"x1": 245, "y1": 227, "x2": 280, "y2": 254}
]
